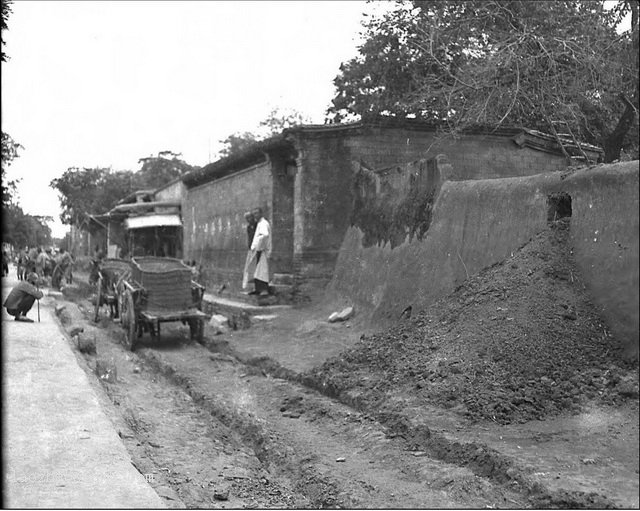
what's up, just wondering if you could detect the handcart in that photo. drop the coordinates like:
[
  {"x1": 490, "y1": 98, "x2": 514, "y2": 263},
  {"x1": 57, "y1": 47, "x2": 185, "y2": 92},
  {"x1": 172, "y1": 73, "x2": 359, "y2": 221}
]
[{"x1": 118, "y1": 257, "x2": 208, "y2": 351}]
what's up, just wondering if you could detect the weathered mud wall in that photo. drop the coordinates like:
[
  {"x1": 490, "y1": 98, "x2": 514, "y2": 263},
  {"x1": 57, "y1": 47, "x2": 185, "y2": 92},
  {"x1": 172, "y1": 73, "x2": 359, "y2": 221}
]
[
  {"x1": 329, "y1": 162, "x2": 639, "y2": 357},
  {"x1": 563, "y1": 163, "x2": 639, "y2": 357},
  {"x1": 293, "y1": 125, "x2": 575, "y2": 297}
]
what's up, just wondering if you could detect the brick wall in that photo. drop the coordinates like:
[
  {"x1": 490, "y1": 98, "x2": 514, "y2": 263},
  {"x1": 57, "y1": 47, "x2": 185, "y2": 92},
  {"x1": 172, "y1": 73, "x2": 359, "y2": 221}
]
[{"x1": 183, "y1": 161, "x2": 273, "y2": 291}]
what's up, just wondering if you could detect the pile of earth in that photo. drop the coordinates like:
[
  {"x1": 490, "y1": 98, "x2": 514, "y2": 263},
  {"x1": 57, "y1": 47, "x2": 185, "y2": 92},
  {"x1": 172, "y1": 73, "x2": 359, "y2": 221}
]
[{"x1": 305, "y1": 218, "x2": 639, "y2": 425}]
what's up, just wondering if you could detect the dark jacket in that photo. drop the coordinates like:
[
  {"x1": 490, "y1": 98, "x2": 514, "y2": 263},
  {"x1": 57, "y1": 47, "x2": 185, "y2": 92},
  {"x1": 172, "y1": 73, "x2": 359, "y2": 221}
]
[
  {"x1": 246, "y1": 223, "x2": 257, "y2": 249},
  {"x1": 3, "y1": 281, "x2": 44, "y2": 310}
]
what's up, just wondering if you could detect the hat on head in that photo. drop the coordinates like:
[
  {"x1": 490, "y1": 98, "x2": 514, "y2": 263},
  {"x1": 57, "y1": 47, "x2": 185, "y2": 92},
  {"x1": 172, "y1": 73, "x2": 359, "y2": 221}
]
[{"x1": 27, "y1": 272, "x2": 39, "y2": 284}]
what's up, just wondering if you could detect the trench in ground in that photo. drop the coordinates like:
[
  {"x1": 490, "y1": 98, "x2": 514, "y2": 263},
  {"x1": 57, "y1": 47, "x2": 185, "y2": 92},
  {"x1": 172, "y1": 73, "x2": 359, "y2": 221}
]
[{"x1": 58, "y1": 276, "x2": 625, "y2": 509}]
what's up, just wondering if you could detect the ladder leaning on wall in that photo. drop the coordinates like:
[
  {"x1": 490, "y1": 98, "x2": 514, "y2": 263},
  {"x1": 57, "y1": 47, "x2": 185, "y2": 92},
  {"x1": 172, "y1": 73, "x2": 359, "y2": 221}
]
[{"x1": 548, "y1": 119, "x2": 594, "y2": 166}]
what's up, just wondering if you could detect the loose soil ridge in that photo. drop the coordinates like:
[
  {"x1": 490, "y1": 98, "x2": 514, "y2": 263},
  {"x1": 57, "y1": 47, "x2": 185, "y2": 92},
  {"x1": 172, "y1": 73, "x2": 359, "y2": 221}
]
[{"x1": 305, "y1": 218, "x2": 638, "y2": 425}]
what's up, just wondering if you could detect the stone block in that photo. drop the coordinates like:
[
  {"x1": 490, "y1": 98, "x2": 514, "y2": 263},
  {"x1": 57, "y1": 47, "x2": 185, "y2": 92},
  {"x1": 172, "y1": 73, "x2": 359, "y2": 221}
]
[
  {"x1": 337, "y1": 306, "x2": 355, "y2": 321},
  {"x1": 228, "y1": 311, "x2": 251, "y2": 330},
  {"x1": 78, "y1": 334, "x2": 97, "y2": 355},
  {"x1": 209, "y1": 314, "x2": 230, "y2": 335},
  {"x1": 69, "y1": 325, "x2": 84, "y2": 337},
  {"x1": 328, "y1": 306, "x2": 355, "y2": 323},
  {"x1": 95, "y1": 358, "x2": 117, "y2": 383}
]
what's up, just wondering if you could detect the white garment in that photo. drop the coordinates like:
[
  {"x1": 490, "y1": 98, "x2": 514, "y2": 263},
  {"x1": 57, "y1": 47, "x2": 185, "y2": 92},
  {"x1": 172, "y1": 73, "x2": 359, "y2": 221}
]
[
  {"x1": 251, "y1": 217, "x2": 271, "y2": 283},
  {"x1": 242, "y1": 249, "x2": 257, "y2": 290}
]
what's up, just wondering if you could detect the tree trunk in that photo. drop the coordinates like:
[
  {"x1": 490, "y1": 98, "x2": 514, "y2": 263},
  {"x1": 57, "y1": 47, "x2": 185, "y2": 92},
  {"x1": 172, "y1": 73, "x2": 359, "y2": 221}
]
[{"x1": 603, "y1": 94, "x2": 637, "y2": 163}]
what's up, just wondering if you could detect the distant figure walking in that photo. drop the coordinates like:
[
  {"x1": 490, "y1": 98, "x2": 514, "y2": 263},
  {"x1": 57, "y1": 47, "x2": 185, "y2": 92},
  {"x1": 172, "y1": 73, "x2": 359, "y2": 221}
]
[
  {"x1": 27, "y1": 246, "x2": 38, "y2": 274},
  {"x1": 2, "y1": 250, "x2": 8, "y2": 277},
  {"x1": 242, "y1": 211, "x2": 258, "y2": 292},
  {"x1": 16, "y1": 248, "x2": 28, "y2": 280},
  {"x1": 250, "y1": 207, "x2": 271, "y2": 296},
  {"x1": 35, "y1": 248, "x2": 48, "y2": 281},
  {"x1": 3, "y1": 272, "x2": 43, "y2": 322},
  {"x1": 52, "y1": 248, "x2": 73, "y2": 289}
]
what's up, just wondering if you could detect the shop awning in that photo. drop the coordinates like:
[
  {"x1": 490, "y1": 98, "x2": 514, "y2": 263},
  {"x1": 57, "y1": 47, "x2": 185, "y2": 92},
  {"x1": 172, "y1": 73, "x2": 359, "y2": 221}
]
[{"x1": 125, "y1": 214, "x2": 182, "y2": 230}]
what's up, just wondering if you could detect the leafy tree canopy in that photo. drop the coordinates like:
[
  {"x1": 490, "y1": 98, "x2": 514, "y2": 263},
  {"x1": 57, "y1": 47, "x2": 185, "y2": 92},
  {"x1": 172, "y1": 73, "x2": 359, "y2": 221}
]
[
  {"x1": 1, "y1": 131, "x2": 23, "y2": 208},
  {"x1": 217, "y1": 132, "x2": 260, "y2": 159},
  {"x1": 50, "y1": 167, "x2": 137, "y2": 226},
  {"x1": 49, "y1": 151, "x2": 198, "y2": 228},
  {"x1": 136, "y1": 150, "x2": 198, "y2": 190},
  {"x1": 1, "y1": 0, "x2": 12, "y2": 62},
  {"x1": 218, "y1": 107, "x2": 311, "y2": 159},
  {"x1": 328, "y1": 0, "x2": 639, "y2": 162},
  {"x1": 2, "y1": 206, "x2": 52, "y2": 248}
]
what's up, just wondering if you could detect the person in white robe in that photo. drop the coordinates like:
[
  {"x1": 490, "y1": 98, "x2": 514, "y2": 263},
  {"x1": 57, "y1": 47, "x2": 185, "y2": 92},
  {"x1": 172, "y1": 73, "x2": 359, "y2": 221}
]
[{"x1": 250, "y1": 207, "x2": 271, "y2": 295}]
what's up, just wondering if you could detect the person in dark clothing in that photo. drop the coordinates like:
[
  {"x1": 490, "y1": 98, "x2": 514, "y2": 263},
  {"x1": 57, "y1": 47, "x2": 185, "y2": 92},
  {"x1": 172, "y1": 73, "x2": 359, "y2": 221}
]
[
  {"x1": 3, "y1": 272, "x2": 43, "y2": 322},
  {"x1": 242, "y1": 211, "x2": 258, "y2": 291},
  {"x1": 2, "y1": 250, "x2": 8, "y2": 277},
  {"x1": 245, "y1": 211, "x2": 257, "y2": 248},
  {"x1": 94, "y1": 245, "x2": 105, "y2": 262}
]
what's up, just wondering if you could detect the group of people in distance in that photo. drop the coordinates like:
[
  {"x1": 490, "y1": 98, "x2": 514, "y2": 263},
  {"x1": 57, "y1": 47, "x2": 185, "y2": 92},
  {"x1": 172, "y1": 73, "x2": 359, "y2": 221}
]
[
  {"x1": 242, "y1": 207, "x2": 272, "y2": 296},
  {"x1": 13, "y1": 245, "x2": 74, "y2": 287},
  {"x1": 3, "y1": 246, "x2": 74, "y2": 323}
]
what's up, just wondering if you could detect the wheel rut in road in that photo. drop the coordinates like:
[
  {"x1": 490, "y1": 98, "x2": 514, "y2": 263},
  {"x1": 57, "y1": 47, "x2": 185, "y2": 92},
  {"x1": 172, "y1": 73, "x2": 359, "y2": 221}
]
[
  {"x1": 58, "y1": 294, "x2": 621, "y2": 509},
  {"x1": 208, "y1": 339, "x2": 621, "y2": 509},
  {"x1": 139, "y1": 343, "x2": 527, "y2": 509}
]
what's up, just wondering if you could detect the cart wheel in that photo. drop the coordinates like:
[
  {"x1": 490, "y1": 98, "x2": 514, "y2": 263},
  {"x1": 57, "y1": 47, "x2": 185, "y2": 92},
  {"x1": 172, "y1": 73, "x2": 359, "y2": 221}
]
[
  {"x1": 93, "y1": 276, "x2": 103, "y2": 323},
  {"x1": 121, "y1": 290, "x2": 137, "y2": 351},
  {"x1": 189, "y1": 318, "x2": 204, "y2": 343}
]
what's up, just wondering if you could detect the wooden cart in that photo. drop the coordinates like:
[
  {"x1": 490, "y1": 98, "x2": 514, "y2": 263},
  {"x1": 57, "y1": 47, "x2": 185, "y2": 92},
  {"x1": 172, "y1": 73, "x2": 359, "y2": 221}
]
[
  {"x1": 118, "y1": 257, "x2": 208, "y2": 351},
  {"x1": 93, "y1": 258, "x2": 132, "y2": 322}
]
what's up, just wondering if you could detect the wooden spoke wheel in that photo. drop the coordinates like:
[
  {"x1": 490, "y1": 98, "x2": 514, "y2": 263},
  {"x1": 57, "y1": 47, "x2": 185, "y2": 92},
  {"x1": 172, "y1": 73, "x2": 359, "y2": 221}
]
[
  {"x1": 120, "y1": 290, "x2": 137, "y2": 351},
  {"x1": 93, "y1": 276, "x2": 103, "y2": 323}
]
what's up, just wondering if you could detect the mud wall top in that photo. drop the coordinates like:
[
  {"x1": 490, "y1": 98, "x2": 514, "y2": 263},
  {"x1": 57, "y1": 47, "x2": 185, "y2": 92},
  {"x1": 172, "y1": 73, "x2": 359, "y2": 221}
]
[{"x1": 329, "y1": 162, "x2": 639, "y2": 357}]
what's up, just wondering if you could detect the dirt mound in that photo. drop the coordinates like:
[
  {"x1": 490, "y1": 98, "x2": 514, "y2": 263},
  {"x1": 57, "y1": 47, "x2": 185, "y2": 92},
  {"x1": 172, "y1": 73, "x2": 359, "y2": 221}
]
[{"x1": 306, "y1": 218, "x2": 638, "y2": 425}]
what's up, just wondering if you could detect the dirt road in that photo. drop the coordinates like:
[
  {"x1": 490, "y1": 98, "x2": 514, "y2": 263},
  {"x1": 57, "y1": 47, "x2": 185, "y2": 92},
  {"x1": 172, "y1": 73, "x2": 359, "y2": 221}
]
[
  {"x1": 56, "y1": 294, "x2": 530, "y2": 508},
  {"x1": 53, "y1": 226, "x2": 638, "y2": 510}
]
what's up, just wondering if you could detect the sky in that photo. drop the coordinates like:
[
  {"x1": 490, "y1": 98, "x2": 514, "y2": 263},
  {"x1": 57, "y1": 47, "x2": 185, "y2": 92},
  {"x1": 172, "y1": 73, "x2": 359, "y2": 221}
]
[{"x1": 2, "y1": 1, "x2": 379, "y2": 238}]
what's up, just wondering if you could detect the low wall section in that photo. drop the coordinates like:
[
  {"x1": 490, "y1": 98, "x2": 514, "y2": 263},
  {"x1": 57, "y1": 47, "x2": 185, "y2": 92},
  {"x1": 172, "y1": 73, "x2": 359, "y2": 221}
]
[{"x1": 329, "y1": 162, "x2": 639, "y2": 357}]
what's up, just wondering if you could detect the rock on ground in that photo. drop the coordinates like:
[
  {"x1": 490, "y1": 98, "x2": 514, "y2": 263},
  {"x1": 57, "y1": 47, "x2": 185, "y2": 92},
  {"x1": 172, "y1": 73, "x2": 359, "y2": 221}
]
[
  {"x1": 77, "y1": 335, "x2": 97, "y2": 355},
  {"x1": 95, "y1": 358, "x2": 118, "y2": 383}
]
